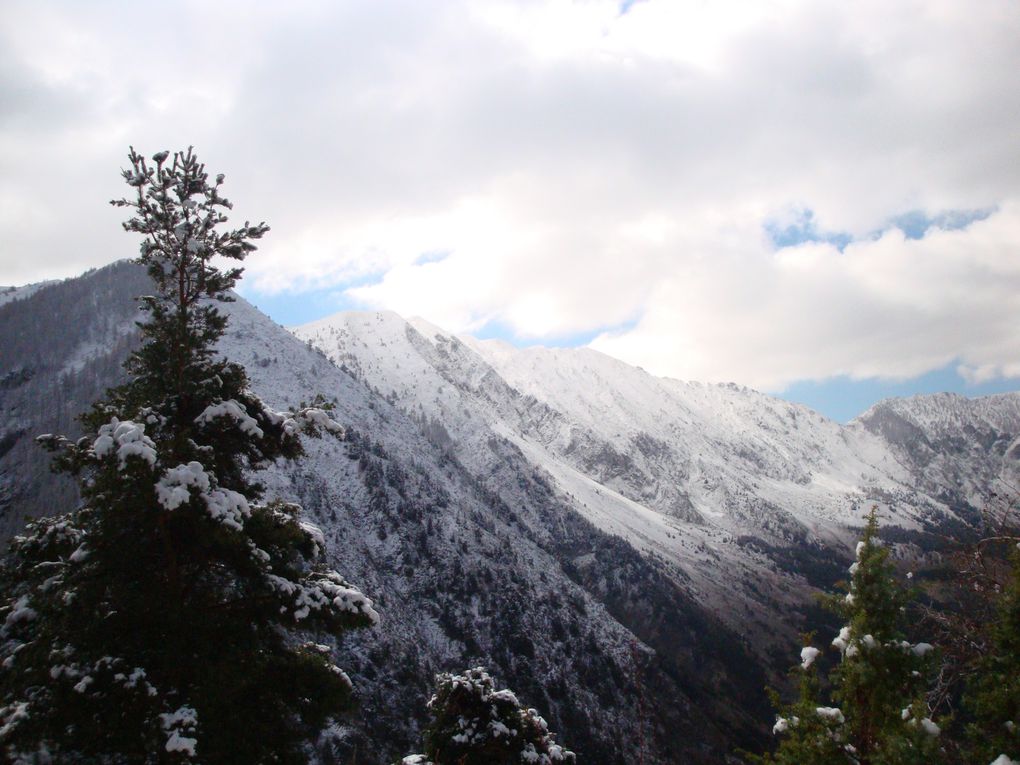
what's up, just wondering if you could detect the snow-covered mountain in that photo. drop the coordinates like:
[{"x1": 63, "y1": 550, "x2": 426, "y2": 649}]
[
  {"x1": 1, "y1": 263, "x2": 768, "y2": 763},
  {"x1": 3, "y1": 261, "x2": 1019, "y2": 763},
  {"x1": 293, "y1": 311, "x2": 1020, "y2": 638}
]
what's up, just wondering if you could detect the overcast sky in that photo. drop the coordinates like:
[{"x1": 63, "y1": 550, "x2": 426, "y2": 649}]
[{"x1": 2, "y1": 0, "x2": 1019, "y2": 419}]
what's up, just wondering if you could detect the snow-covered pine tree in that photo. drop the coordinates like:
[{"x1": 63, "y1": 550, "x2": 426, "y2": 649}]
[
  {"x1": 755, "y1": 508, "x2": 942, "y2": 765},
  {"x1": 966, "y1": 544, "x2": 1020, "y2": 764},
  {"x1": 0, "y1": 148, "x2": 378, "y2": 763},
  {"x1": 399, "y1": 667, "x2": 575, "y2": 765}
]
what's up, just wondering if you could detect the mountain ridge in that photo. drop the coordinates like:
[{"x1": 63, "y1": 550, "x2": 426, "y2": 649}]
[{"x1": 293, "y1": 307, "x2": 1020, "y2": 645}]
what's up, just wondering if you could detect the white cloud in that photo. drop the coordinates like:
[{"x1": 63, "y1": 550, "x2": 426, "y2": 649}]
[
  {"x1": 1, "y1": 0, "x2": 1018, "y2": 389},
  {"x1": 592, "y1": 202, "x2": 1020, "y2": 389}
]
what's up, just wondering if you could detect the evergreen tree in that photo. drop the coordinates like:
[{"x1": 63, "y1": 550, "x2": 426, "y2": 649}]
[
  {"x1": 966, "y1": 545, "x2": 1020, "y2": 764},
  {"x1": 400, "y1": 667, "x2": 575, "y2": 765},
  {"x1": 755, "y1": 509, "x2": 942, "y2": 765},
  {"x1": 0, "y1": 148, "x2": 378, "y2": 763}
]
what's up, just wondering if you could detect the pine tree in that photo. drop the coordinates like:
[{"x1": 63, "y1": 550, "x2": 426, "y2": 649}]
[
  {"x1": 965, "y1": 545, "x2": 1020, "y2": 764},
  {"x1": 0, "y1": 148, "x2": 378, "y2": 763},
  {"x1": 399, "y1": 667, "x2": 575, "y2": 765},
  {"x1": 755, "y1": 509, "x2": 942, "y2": 765}
]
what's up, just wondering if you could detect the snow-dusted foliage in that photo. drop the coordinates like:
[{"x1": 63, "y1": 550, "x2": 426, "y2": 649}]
[
  {"x1": 0, "y1": 148, "x2": 375, "y2": 763},
  {"x1": 965, "y1": 542, "x2": 1020, "y2": 765},
  {"x1": 754, "y1": 508, "x2": 941, "y2": 764},
  {"x1": 399, "y1": 667, "x2": 575, "y2": 765}
]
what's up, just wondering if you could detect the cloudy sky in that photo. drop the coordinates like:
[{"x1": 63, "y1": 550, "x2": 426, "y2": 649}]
[{"x1": 2, "y1": 0, "x2": 1019, "y2": 420}]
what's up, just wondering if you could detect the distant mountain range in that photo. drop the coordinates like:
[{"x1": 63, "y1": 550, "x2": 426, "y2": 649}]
[{"x1": 2, "y1": 260, "x2": 1018, "y2": 763}]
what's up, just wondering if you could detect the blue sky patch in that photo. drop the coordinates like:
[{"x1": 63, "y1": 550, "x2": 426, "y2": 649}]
[
  {"x1": 887, "y1": 207, "x2": 995, "y2": 240},
  {"x1": 766, "y1": 205, "x2": 995, "y2": 252},
  {"x1": 236, "y1": 284, "x2": 355, "y2": 326},
  {"x1": 764, "y1": 209, "x2": 853, "y2": 250}
]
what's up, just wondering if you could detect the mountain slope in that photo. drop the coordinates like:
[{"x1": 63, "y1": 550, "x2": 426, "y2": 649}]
[
  {"x1": 0, "y1": 263, "x2": 150, "y2": 539},
  {"x1": 294, "y1": 311, "x2": 1020, "y2": 642},
  {"x1": 854, "y1": 393, "x2": 1020, "y2": 517},
  {"x1": 1, "y1": 262, "x2": 769, "y2": 763},
  {"x1": 224, "y1": 293, "x2": 771, "y2": 762}
]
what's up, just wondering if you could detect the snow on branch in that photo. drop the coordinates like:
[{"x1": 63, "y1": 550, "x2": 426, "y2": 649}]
[
  {"x1": 155, "y1": 461, "x2": 251, "y2": 531},
  {"x1": 266, "y1": 571, "x2": 379, "y2": 626},
  {"x1": 194, "y1": 400, "x2": 264, "y2": 438},
  {"x1": 93, "y1": 419, "x2": 157, "y2": 470}
]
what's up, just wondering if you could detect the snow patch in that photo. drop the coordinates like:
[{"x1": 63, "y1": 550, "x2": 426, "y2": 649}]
[
  {"x1": 800, "y1": 646, "x2": 820, "y2": 669},
  {"x1": 95, "y1": 419, "x2": 157, "y2": 469},
  {"x1": 195, "y1": 399, "x2": 264, "y2": 438}
]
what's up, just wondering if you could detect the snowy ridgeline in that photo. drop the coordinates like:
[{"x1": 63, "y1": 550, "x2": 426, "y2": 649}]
[{"x1": 291, "y1": 308, "x2": 1020, "y2": 632}]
